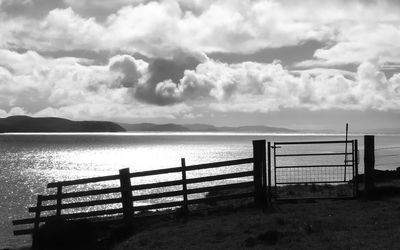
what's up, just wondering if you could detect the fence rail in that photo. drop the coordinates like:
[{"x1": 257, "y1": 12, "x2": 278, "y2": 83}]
[
  {"x1": 12, "y1": 147, "x2": 263, "y2": 240},
  {"x1": 47, "y1": 174, "x2": 120, "y2": 188}
]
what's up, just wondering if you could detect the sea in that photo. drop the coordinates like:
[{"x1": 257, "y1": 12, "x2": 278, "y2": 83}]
[{"x1": 1, "y1": 132, "x2": 400, "y2": 249}]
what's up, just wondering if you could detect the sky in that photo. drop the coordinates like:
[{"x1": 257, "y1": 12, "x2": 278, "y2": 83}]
[{"x1": 0, "y1": 0, "x2": 400, "y2": 130}]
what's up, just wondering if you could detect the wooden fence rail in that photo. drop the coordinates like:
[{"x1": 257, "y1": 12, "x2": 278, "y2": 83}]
[{"x1": 13, "y1": 141, "x2": 267, "y2": 239}]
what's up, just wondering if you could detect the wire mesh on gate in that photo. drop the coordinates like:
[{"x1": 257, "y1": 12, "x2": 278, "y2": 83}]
[{"x1": 272, "y1": 140, "x2": 358, "y2": 200}]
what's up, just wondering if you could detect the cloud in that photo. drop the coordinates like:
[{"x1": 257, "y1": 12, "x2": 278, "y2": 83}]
[
  {"x1": 64, "y1": 0, "x2": 143, "y2": 11},
  {"x1": 1, "y1": 0, "x2": 400, "y2": 127},
  {"x1": 296, "y1": 21, "x2": 400, "y2": 68},
  {"x1": 34, "y1": 102, "x2": 193, "y2": 121},
  {"x1": 39, "y1": 7, "x2": 104, "y2": 50},
  {"x1": 0, "y1": 0, "x2": 32, "y2": 7},
  {"x1": 8, "y1": 106, "x2": 26, "y2": 115},
  {"x1": 63, "y1": 0, "x2": 146, "y2": 19},
  {"x1": 133, "y1": 50, "x2": 205, "y2": 105},
  {"x1": 148, "y1": 59, "x2": 400, "y2": 112},
  {"x1": 3, "y1": 0, "x2": 399, "y2": 62},
  {"x1": 0, "y1": 49, "x2": 194, "y2": 119},
  {"x1": 1, "y1": 48, "x2": 400, "y2": 121},
  {"x1": 0, "y1": 0, "x2": 66, "y2": 19},
  {"x1": 109, "y1": 54, "x2": 148, "y2": 88}
]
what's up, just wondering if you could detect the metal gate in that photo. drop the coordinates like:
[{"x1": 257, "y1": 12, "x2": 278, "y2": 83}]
[{"x1": 271, "y1": 140, "x2": 358, "y2": 200}]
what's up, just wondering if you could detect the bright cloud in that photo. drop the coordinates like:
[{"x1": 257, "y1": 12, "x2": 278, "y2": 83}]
[
  {"x1": 1, "y1": 0, "x2": 398, "y2": 60},
  {"x1": 0, "y1": 49, "x2": 195, "y2": 119},
  {"x1": 176, "y1": 60, "x2": 400, "y2": 112},
  {"x1": 1, "y1": 49, "x2": 399, "y2": 120}
]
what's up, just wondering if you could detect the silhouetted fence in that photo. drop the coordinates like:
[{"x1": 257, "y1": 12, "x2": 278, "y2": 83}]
[
  {"x1": 13, "y1": 140, "x2": 267, "y2": 238},
  {"x1": 13, "y1": 137, "x2": 369, "y2": 243}
]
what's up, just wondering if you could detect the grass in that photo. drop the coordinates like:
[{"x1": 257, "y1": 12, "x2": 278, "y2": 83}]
[
  {"x1": 111, "y1": 183, "x2": 400, "y2": 250},
  {"x1": 11, "y1": 182, "x2": 400, "y2": 250},
  {"x1": 275, "y1": 183, "x2": 354, "y2": 199},
  {"x1": 112, "y1": 195, "x2": 400, "y2": 249}
]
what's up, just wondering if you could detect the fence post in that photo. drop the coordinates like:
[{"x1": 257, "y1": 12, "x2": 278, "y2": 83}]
[
  {"x1": 119, "y1": 168, "x2": 134, "y2": 221},
  {"x1": 56, "y1": 186, "x2": 62, "y2": 217},
  {"x1": 267, "y1": 141, "x2": 272, "y2": 205},
  {"x1": 252, "y1": 140, "x2": 266, "y2": 207},
  {"x1": 355, "y1": 139, "x2": 359, "y2": 196},
  {"x1": 364, "y1": 135, "x2": 375, "y2": 198},
  {"x1": 181, "y1": 158, "x2": 189, "y2": 220},
  {"x1": 353, "y1": 140, "x2": 359, "y2": 197},
  {"x1": 32, "y1": 195, "x2": 43, "y2": 250}
]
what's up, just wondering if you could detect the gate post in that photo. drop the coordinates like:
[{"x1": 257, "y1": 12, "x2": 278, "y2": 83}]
[
  {"x1": 267, "y1": 141, "x2": 272, "y2": 204},
  {"x1": 354, "y1": 139, "x2": 359, "y2": 197},
  {"x1": 364, "y1": 135, "x2": 375, "y2": 198},
  {"x1": 252, "y1": 140, "x2": 266, "y2": 206}
]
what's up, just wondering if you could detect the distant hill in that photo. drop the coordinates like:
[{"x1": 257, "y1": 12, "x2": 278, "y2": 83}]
[
  {"x1": 119, "y1": 123, "x2": 190, "y2": 132},
  {"x1": 0, "y1": 116, "x2": 296, "y2": 133},
  {"x1": 119, "y1": 122, "x2": 296, "y2": 133},
  {"x1": 217, "y1": 125, "x2": 296, "y2": 133},
  {"x1": 358, "y1": 128, "x2": 400, "y2": 134},
  {"x1": 0, "y1": 116, "x2": 125, "y2": 133}
]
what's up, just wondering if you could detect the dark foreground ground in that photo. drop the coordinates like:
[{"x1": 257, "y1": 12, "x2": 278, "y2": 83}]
[
  {"x1": 113, "y1": 186, "x2": 400, "y2": 249},
  {"x1": 10, "y1": 182, "x2": 400, "y2": 250}
]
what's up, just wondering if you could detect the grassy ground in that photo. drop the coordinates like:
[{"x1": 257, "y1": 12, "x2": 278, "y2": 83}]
[
  {"x1": 113, "y1": 186, "x2": 400, "y2": 249},
  {"x1": 10, "y1": 182, "x2": 400, "y2": 250}
]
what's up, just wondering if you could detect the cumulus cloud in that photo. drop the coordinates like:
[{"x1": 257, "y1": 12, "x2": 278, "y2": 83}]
[
  {"x1": 0, "y1": 49, "x2": 195, "y2": 119},
  {"x1": 142, "y1": 59, "x2": 400, "y2": 112},
  {"x1": 1, "y1": 0, "x2": 400, "y2": 121},
  {"x1": 0, "y1": 48, "x2": 400, "y2": 121},
  {"x1": 2, "y1": 0, "x2": 399, "y2": 63},
  {"x1": 296, "y1": 24, "x2": 400, "y2": 68},
  {"x1": 133, "y1": 50, "x2": 205, "y2": 105},
  {"x1": 109, "y1": 54, "x2": 148, "y2": 88}
]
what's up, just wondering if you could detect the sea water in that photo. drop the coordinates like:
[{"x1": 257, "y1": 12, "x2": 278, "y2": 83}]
[{"x1": 1, "y1": 132, "x2": 399, "y2": 248}]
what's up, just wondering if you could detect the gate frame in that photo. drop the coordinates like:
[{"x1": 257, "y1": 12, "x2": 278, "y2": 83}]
[{"x1": 267, "y1": 140, "x2": 359, "y2": 201}]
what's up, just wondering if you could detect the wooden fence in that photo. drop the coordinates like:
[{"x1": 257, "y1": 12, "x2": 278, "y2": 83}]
[{"x1": 13, "y1": 140, "x2": 267, "y2": 238}]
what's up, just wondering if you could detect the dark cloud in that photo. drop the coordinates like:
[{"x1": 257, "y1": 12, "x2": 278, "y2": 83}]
[
  {"x1": 1, "y1": 0, "x2": 66, "y2": 18},
  {"x1": 40, "y1": 49, "x2": 110, "y2": 65},
  {"x1": 208, "y1": 40, "x2": 327, "y2": 66},
  {"x1": 38, "y1": 49, "x2": 150, "y2": 66},
  {"x1": 294, "y1": 62, "x2": 359, "y2": 73},
  {"x1": 176, "y1": 1, "x2": 209, "y2": 17},
  {"x1": 109, "y1": 55, "x2": 142, "y2": 88},
  {"x1": 148, "y1": 52, "x2": 201, "y2": 83},
  {"x1": 134, "y1": 51, "x2": 202, "y2": 105},
  {"x1": 104, "y1": 51, "x2": 204, "y2": 106},
  {"x1": 61, "y1": 0, "x2": 153, "y2": 21},
  {"x1": 381, "y1": 62, "x2": 400, "y2": 78}
]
